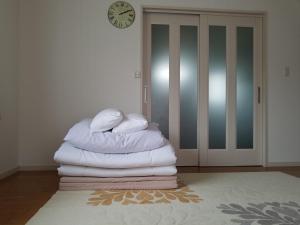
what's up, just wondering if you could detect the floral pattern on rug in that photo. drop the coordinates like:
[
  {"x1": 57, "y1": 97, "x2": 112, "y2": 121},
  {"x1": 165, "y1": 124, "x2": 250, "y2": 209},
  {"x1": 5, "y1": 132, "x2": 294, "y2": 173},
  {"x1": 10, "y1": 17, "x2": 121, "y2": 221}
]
[
  {"x1": 218, "y1": 201, "x2": 300, "y2": 225},
  {"x1": 87, "y1": 183, "x2": 201, "y2": 206}
]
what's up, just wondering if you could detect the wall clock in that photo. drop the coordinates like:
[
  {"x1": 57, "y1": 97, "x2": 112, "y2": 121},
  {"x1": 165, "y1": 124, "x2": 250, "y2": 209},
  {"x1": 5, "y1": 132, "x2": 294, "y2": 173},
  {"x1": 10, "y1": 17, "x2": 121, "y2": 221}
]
[{"x1": 108, "y1": 1, "x2": 135, "y2": 29}]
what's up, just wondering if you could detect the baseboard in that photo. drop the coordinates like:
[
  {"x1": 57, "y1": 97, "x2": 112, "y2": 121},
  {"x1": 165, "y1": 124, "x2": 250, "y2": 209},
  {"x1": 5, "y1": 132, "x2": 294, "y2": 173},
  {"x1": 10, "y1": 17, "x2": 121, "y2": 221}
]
[
  {"x1": 0, "y1": 167, "x2": 19, "y2": 180},
  {"x1": 19, "y1": 165, "x2": 58, "y2": 171},
  {"x1": 0, "y1": 166, "x2": 57, "y2": 179},
  {"x1": 267, "y1": 162, "x2": 300, "y2": 167}
]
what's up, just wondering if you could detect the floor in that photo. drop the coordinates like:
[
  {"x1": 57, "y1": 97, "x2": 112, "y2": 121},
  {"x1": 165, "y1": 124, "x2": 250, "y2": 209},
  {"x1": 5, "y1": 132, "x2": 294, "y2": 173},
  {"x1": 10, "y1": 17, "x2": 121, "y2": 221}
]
[{"x1": 0, "y1": 167, "x2": 299, "y2": 225}]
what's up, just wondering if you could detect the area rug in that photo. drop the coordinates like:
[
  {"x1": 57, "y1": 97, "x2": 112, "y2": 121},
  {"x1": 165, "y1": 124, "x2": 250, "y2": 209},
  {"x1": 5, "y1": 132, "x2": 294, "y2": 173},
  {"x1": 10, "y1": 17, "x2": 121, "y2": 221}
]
[{"x1": 26, "y1": 172, "x2": 300, "y2": 225}]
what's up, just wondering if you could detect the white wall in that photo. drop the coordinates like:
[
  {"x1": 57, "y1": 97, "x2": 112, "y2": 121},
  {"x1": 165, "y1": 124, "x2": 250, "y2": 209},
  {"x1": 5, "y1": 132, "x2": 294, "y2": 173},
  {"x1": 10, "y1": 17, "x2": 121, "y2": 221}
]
[
  {"x1": 18, "y1": 0, "x2": 300, "y2": 167},
  {"x1": 0, "y1": 0, "x2": 19, "y2": 174}
]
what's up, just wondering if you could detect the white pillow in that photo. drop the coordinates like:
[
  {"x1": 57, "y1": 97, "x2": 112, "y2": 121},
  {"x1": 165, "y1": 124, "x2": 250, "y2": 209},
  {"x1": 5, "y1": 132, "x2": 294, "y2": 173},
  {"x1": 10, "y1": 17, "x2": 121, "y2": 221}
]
[
  {"x1": 112, "y1": 113, "x2": 148, "y2": 133},
  {"x1": 90, "y1": 108, "x2": 123, "y2": 132}
]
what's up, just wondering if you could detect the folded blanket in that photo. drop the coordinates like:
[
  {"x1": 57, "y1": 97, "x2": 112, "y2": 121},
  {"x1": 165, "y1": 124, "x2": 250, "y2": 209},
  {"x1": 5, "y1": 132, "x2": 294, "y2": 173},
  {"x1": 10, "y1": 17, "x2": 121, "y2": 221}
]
[
  {"x1": 54, "y1": 142, "x2": 176, "y2": 169},
  {"x1": 58, "y1": 165, "x2": 177, "y2": 177},
  {"x1": 60, "y1": 175, "x2": 177, "y2": 183},
  {"x1": 59, "y1": 180, "x2": 178, "y2": 190},
  {"x1": 64, "y1": 119, "x2": 165, "y2": 153}
]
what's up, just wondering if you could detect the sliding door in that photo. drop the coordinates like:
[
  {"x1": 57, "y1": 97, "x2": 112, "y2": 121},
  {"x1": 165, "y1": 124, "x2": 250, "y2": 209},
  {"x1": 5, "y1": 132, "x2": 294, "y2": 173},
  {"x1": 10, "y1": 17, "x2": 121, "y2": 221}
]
[
  {"x1": 143, "y1": 13, "x2": 263, "y2": 166},
  {"x1": 199, "y1": 15, "x2": 263, "y2": 166},
  {"x1": 143, "y1": 13, "x2": 200, "y2": 165}
]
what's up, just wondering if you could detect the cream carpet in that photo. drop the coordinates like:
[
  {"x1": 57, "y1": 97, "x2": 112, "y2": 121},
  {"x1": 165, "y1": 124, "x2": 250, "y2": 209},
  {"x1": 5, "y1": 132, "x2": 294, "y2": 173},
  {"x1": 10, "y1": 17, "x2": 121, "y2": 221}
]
[{"x1": 26, "y1": 172, "x2": 300, "y2": 225}]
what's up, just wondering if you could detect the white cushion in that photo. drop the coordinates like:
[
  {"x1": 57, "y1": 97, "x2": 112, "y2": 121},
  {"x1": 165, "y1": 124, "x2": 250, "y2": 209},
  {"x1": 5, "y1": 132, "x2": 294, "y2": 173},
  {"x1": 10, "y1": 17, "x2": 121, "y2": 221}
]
[
  {"x1": 112, "y1": 113, "x2": 148, "y2": 133},
  {"x1": 54, "y1": 141, "x2": 176, "y2": 168},
  {"x1": 90, "y1": 108, "x2": 123, "y2": 132}
]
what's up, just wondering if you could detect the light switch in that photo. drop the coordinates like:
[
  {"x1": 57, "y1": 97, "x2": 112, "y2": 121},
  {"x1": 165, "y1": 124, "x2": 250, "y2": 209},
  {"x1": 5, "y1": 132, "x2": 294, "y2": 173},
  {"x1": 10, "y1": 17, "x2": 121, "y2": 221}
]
[{"x1": 134, "y1": 71, "x2": 141, "y2": 78}]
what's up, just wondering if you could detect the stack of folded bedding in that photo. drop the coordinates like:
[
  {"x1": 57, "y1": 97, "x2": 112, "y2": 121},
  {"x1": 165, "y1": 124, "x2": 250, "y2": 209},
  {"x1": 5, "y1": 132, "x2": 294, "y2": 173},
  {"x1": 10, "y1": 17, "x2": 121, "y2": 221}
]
[{"x1": 54, "y1": 109, "x2": 177, "y2": 190}]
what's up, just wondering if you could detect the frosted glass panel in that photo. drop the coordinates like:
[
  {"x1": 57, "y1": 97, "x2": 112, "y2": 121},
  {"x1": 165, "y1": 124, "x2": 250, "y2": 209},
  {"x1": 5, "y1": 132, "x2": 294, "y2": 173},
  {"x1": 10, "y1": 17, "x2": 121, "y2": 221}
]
[
  {"x1": 180, "y1": 26, "x2": 198, "y2": 149},
  {"x1": 151, "y1": 25, "x2": 169, "y2": 138},
  {"x1": 209, "y1": 26, "x2": 226, "y2": 149},
  {"x1": 236, "y1": 27, "x2": 253, "y2": 149}
]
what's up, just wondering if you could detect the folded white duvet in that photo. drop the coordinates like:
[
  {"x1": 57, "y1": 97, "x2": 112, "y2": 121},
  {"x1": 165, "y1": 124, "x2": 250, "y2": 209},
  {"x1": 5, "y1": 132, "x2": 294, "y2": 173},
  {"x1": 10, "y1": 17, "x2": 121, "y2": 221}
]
[
  {"x1": 64, "y1": 119, "x2": 165, "y2": 153},
  {"x1": 54, "y1": 142, "x2": 176, "y2": 169},
  {"x1": 58, "y1": 165, "x2": 177, "y2": 177}
]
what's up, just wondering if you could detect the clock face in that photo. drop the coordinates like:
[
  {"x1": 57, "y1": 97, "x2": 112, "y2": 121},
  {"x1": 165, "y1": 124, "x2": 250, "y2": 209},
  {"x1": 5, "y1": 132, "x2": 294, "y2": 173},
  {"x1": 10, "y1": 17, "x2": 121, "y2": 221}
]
[{"x1": 108, "y1": 1, "x2": 135, "y2": 29}]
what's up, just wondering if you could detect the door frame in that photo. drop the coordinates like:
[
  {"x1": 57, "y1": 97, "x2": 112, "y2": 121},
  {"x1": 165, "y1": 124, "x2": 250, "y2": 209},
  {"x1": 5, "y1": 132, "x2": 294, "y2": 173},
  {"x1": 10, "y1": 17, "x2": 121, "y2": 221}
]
[{"x1": 142, "y1": 7, "x2": 267, "y2": 167}]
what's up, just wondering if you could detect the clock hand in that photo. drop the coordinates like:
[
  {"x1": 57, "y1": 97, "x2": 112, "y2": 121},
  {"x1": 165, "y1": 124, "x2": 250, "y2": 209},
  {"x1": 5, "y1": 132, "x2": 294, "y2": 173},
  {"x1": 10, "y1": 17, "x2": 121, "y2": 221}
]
[{"x1": 119, "y1": 9, "x2": 132, "y2": 15}]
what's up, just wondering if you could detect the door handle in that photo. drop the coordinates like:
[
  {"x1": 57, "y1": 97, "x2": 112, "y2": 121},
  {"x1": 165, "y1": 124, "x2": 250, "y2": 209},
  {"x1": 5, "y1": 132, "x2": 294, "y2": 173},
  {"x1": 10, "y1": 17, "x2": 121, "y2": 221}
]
[
  {"x1": 144, "y1": 85, "x2": 148, "y2": 104},
  {"x1": 258, "y1": 86, "x2": 261, "y2": 104}
]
